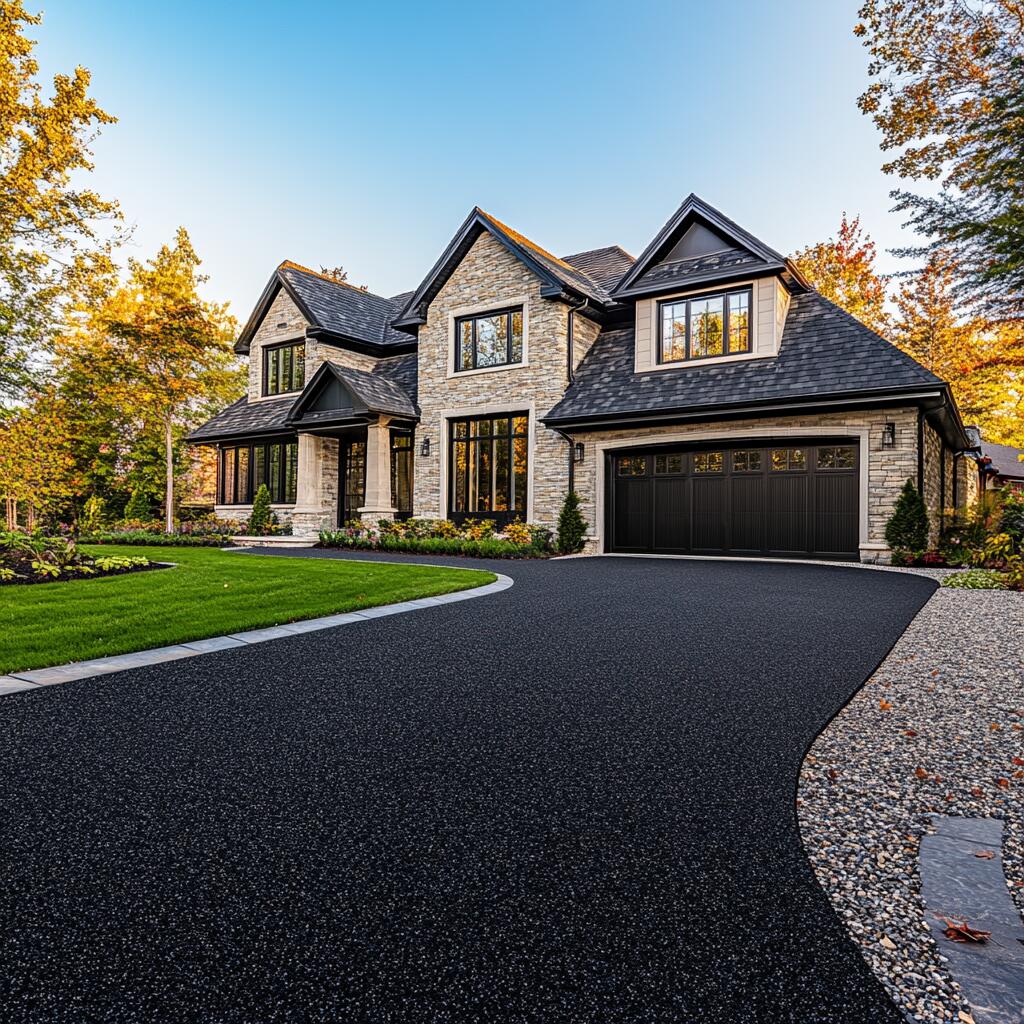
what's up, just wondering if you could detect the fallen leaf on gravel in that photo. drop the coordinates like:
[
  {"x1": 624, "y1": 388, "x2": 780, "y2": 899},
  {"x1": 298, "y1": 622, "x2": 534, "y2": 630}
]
[
  {"x1": 990, "y1": 723, "x2": 1002, "y2": 731},
  {"x1": 974, "y1": 850, "x2": 996, "y2": 859},
  {"x1": 942, "y1": 917, "x2": 991, "y2": 943},
  {"x1": 1014, "y1": 724, "x2": 1023, "y2": 731},
  {"x1": 931, "y1": 669, "x2": 940, "y2": 677},
  {"x1": 933, "y1": 775, "x2": 943, "y2": 783},
  {"x1": 903, "y1": 729, "x2": 918, "y2": 737},
  {"x1": 1012, "y1": 756, "x2": 1024, "y2": 766},
  {"x1": 879, "y1": 935, "x2": 896, "y2": 950},
  {"x1": 1015, "y1": 770, "x2": 1024, "y2": 779},
  {"x1": 998, "y1": 777, "x2": 1010, "y2": 788},
  {"x1": 879, "y1": 698, "x2": 893, "y2": 710},
  {"x1": 945, "y1": 793, "x2": 956, "y2": 801},
  {"x1": 827, "y1": 768, "x2": 839, "y2": 780},
  {"x1": 915, "y1": 767, "x2": 929, "y2": 779},
  {"x1": 971, "y1": 787, "x2": 983, "y2": 797},
  {"x1": 959, "y1": 1011, "x2": 977, "y2": 1024}
]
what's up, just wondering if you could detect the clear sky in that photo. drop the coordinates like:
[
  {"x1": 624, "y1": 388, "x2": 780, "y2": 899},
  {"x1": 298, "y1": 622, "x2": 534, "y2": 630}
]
[{"x1": 34, "y1": 0, "x2": 914, "y2": 318}]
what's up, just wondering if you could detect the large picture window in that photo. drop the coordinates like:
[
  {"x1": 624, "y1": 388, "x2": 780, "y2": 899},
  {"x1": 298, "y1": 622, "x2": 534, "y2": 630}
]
[
  {"x1": 262, "y1": 342, "x2": 306, "y2": 396},
  {"x1": 449, "y1": 414, "x2": 528, "y2": 525},
  {"x1": 218, "y1": 440, "x2": 298, "y2": 505},
  {"x1": 659, "y1": 287, "x2": 751, "y2": 363},
  {"x1": 390, "y1": 430, "x2": 413, "y2": 519},
  {"x1": 455, "y1": 307, "x2": 524, "y2": 372}
]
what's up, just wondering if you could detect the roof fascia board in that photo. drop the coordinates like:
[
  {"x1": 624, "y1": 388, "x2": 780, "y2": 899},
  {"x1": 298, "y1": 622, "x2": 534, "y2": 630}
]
[
  {"x1": 611, "y1": 194, "x2": 786, "y2": 298},
  {"x1": 307, "y1": 326, "x2": 416, "y2": 358},
  {"x1": 542, "y1": 387, "x2": 947, "y2": 430},
  {"x1": 612, "y1": 263, "x2": 787, "y2": 301}
]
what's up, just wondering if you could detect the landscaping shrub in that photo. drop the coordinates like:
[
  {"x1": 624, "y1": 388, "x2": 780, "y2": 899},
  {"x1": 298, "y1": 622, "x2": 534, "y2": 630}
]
[
  {"x1": 248, "y1": 484, "x2": 273, "y2": 535},
  {"x1": 556, "y1": 491, "x2": 587, "y2": 554},
  {"x1": 1, "y1": 530, "x2": 151, "y2": 584},
  {"x1": 79, "y1": 530, "x2": 229, "y2": 547},
  {"x1": 319, "y1": 517, "x2": 552, "y2": 558},
  {"x1": 884, "y1": 480, "x2": 929, "y2": 558},
  {"x1": 79, "y1": 495, "x2": 107, "y2": 533},
  {"x1": 941, "y1": 569, "x2": 1008, "y2": 590}
]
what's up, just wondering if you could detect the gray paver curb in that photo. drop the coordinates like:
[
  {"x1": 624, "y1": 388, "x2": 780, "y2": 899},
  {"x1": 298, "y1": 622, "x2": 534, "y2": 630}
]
[{"x1": 1, "y1": 573, "x2": 512, "y2": 696}]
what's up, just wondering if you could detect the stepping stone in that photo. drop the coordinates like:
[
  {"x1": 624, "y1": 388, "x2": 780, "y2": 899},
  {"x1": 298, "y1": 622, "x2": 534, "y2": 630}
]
[{"x1": 920, "y1": 815, "x2": 1024, "y2": 1024}]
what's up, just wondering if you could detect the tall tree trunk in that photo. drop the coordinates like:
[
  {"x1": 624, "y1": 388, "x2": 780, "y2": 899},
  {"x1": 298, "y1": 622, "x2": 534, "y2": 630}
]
[{"x1": 164, "y1": 415, "x2": 174, "y2": 534}]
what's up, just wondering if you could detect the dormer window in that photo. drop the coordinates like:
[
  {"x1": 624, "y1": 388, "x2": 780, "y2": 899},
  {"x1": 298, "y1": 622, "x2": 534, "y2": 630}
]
[
  {"x1": 659, "y1": 287, "x2": 751, "y2": 363},
  {"x1": 263, "y1": 341, "x2": 305, "y2": 396},
  {"x1": 455, "y1": 306, "x2": 523, "y2": 372}
]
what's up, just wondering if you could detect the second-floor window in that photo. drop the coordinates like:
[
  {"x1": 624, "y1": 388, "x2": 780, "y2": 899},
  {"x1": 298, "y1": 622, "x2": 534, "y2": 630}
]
[
  {"x1": 455, "y1": 306, "x2": 523, "y2": 372},
  {"x1": 659, "y1": 287, "x2": 751, "y2": 363},
  {"x1": 263, "y1": 341, "x2": 305, "y2": 396}
]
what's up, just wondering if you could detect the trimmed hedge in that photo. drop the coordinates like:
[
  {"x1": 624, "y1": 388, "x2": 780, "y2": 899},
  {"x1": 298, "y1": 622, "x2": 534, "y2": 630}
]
[
  {"x1": 80, "y1": 531, "x2": 231, "y2": 547},
  {"x1": 318, "y1": 531, "x2": 544, "y2": 559}
]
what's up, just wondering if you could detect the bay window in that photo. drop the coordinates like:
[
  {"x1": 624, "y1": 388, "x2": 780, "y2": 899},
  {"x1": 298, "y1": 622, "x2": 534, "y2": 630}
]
[{"x1": 218, "y1": 439, "x2": 298, "y2": 505}]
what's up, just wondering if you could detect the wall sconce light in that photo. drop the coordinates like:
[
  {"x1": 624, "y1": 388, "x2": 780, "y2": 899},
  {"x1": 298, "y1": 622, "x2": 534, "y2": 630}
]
[
  {"x1": 420, "y1": 437, "x2": 431, "y2": 458},
  {"x1": 882, "y1": 422, "x2": 897, "y2": 449},
  {"x1": 573, "y1": 442, "x2": 585, "y2": 464}
]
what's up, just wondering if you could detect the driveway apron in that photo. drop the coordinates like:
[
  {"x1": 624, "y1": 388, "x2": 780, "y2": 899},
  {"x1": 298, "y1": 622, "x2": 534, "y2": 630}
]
[{"x1": 0, "y1": 554, "x2": 936, "y2": 1023}]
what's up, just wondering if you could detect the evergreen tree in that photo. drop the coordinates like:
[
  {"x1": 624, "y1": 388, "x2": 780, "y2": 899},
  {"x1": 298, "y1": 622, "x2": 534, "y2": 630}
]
[
  {"x1": 884, "y1": 479, "x2": 930, "y2": 554},
  {"x1": 123, "y1": 487, "x2": 151, "y2": 523},
  {"x1": 248, "y1": 483, "x2": 272, "y2": 535},
  {"x1": 556, "y1": 491, "x2": 587, "y2": 554}
]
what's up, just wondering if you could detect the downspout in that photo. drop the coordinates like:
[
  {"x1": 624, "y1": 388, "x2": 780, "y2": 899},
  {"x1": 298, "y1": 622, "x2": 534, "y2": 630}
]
[
  {"x1": 916, "y1": 409, "x2": 925, "y2": 494},
  {"x1": 553, "y1": 427, "x2": 576, "y2": 493}
]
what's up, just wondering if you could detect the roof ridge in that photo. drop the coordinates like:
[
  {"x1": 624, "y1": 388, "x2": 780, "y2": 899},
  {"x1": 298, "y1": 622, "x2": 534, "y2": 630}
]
[
  {"x1": 476, "y1": 209, "x2": 592, "y2": 278},
  {"x1": 562, "y1": 243, "x2": 636, "y2": 262},
  {"x1": 278, "y1": 260, "x2": 393, "y2": 302}
]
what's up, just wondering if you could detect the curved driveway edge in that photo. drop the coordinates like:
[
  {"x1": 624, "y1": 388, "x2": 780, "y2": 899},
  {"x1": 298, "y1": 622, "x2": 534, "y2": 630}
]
[
  {"x1": 0, "y1": 554, "x2": 936, "y2": 1022},
  {"x1": 0, "y1": 570, "x2": 512, "y2": 696}
]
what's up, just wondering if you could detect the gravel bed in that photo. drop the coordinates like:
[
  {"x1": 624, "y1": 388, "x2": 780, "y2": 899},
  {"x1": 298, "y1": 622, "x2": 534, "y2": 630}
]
[{"x1": 798, "y1": 587, "x2": 1024, "y2": 1023}]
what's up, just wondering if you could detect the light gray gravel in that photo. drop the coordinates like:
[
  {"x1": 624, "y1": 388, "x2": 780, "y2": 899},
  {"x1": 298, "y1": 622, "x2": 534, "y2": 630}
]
[{"x1": 798, "y1": 587, "x2": 1024, "y2": 1024}]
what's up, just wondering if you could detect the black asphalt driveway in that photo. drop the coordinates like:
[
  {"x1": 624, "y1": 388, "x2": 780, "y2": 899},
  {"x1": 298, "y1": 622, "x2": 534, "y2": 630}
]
[{"x1": 0, "y1": 555, "x2": 936, "y2": 1023}]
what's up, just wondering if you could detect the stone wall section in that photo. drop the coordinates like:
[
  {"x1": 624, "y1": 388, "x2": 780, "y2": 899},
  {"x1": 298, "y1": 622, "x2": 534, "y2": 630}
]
[
  {"x1": 247, "y1": 290, "x2": 308, "y2": 402},
  {"x1": 570, "y1": 406, "x2": 922, "y2": 557},
  {"x1": 412, "y1": 231, "x2": 574, "y2": 526}
]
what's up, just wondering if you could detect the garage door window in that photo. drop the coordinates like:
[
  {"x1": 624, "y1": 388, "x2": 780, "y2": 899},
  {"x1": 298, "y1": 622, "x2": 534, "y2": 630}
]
[
  {"x1": 771, "y1": 448, "x2": 807, "y2": 471},
  {"x1": 618, "y1": 455, "x2": 648, "y2": 476},
  {"x1": 732, "y1": 450, "x2": 762, "y2": 472},
  {"x1": 693, "y1": 452, "x2": 723, "y2": 473},
  {"x1": 654, "y1": 453, "x2": 684, "y2": 474},
  {"x1": 818, "y1": 446, "x2": 856, "y2": 469}
]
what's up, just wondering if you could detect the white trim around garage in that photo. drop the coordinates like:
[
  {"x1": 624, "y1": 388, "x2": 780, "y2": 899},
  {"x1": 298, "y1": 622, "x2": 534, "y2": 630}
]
[{"x1": 590, "y1": 425, "x2": 871, "y2": 554}]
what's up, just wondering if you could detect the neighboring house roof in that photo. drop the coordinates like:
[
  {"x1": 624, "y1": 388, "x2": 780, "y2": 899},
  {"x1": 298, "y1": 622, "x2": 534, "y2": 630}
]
[
  {"x1": 610, "y1": 194, "x2": 808, "y2": 300},
  {"x1": 235, "y1": 262, "x2": 413, "y2": 355},
  {"x1": 187, "y1": 396, "x2": 295, "y2": 443},
  {"x1": 392, "y1": 208, "x2": 620, "y2": 329},
  {"x1": 545, "y1": 291, "x2": 944, "y2": 426},
  {"x1": 981, "y1": 440, "x2": 1024, "y2": 481}
]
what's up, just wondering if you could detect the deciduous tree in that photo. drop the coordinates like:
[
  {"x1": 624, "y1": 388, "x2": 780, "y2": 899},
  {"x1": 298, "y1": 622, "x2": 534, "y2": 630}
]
[
  {"x1": 790, "y1": 214, "x2": 890, "y2": 335},
  {"x1": 0, "y1": 0, "x2": 121, "y2": 400}
]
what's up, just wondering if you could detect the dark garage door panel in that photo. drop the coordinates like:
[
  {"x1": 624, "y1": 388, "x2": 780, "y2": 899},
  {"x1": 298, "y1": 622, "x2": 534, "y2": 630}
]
[{"x1": 607, "y1": 441, "x2": 860, "y2": 560}]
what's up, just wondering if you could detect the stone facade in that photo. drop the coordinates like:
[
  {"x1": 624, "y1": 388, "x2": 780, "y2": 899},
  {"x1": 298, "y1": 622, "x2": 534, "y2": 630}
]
[
  {"x1": 411, "y1": 231, "x2": 596, "y2": 528},
  {"x1": 247, "y1": 290, "x2": 308, "y2": 403},
  {"x1": 570, "y1": 407, "x2": 926, "y2": 560}
]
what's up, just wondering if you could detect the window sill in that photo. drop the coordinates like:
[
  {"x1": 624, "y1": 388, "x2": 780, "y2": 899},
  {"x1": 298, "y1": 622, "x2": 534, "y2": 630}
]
[
  {"x1": 446, "y1": 361, "x2": 528, "y2": 381},
  {"x1": 636, "y1": 351, "x2": 774, "y2": 374}
]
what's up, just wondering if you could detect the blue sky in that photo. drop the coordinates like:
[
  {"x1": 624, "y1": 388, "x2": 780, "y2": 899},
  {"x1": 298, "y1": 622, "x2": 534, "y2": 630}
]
[{"x1": 36, "y1": 1, "x2": 913, "y2": 318}]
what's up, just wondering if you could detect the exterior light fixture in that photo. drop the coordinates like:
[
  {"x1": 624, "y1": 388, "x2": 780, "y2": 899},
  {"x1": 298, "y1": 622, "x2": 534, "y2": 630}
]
[
  {"x1": 882, "y1": 422, "x2": 897, "y2": 449},
  {"x1": 573, "y1": 442, "x2": 585, "y2": 464},
  {"x1": 420, "y1": 437, "x2": 431, "y2": 458}
]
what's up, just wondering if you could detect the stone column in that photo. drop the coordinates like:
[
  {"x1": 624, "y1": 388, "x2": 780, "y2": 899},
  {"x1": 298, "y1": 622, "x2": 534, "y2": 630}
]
[
  {"x1": 291, "y1": 432, "x2": 327, "y2": 537},
  {"x1": 359, "y1": 417, "x2": 397, "y2": 523}
]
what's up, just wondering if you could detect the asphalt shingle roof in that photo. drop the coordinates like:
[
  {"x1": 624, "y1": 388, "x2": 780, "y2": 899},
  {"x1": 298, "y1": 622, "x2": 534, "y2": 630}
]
[
  {"x1": 981, "y1": 440, "x2": 1024, "y2": 480},
  {"x1": 545, "y1": 291, "x2": 943, "y2": 424},
  {"x1": 187, "y1": 396, "x2": 295, "y2": 442},
  {"x1": 631, "y1": 247, "x2": 767, "y2": 294},
  {"x1": 278, "y1": 263, "x2": 409, "y2": 347},
  {"x1": 561, "y1": 246, "x2": 635, "y2": 295}
]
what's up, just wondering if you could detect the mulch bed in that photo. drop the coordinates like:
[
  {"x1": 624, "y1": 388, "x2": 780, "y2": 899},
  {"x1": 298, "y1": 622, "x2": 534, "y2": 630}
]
[{"x1": 0, "y1": 562, "x2": 168, "y2": 588}]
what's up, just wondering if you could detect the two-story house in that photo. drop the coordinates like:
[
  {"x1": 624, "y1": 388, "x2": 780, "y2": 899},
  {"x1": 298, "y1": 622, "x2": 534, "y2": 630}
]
[{"x1": 190, "y1": 194, "x2": 975, "y2": 562}]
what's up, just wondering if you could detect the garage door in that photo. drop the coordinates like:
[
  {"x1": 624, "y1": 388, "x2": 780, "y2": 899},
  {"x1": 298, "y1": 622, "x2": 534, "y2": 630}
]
[{"x1": 607, "y1": 441, "x2": 859, "y2": 559}]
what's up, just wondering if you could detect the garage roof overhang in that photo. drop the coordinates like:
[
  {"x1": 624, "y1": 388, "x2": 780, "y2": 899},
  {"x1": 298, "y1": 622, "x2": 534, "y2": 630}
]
[{"x1": 542, "y1": 384, "x2": 972, "y2": 451}]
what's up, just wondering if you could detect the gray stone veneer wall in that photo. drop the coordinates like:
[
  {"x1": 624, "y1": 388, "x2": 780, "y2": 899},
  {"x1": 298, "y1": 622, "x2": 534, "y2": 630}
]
[{"x1": 412, "y1": 231, "x2": 599, "y2": 528}]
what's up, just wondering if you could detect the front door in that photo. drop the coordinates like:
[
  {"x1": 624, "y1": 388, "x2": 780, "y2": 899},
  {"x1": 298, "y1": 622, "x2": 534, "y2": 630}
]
[{"x1": 337, "y1": 439, "x2": 366, "y2": 526}]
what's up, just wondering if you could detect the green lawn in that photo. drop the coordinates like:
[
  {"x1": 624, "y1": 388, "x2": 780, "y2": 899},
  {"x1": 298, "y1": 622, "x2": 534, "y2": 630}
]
[{"x1": 0, "y1": 545, "x2": 495, "y2": 674}]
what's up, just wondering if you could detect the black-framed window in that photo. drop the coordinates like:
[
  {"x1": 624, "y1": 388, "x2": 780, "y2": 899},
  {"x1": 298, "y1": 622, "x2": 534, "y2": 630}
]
[
  {"x1": 659, "y1": 287, "x2": 751, "y2": 363},
  {"x1": 390, "y1": 430, "x2": 413, "y2": 518},
  {"x1": 455, "y1": 307, "x2": 524, "y2": 372},
  {"x1": 449, "y1": 413, "x2": 528, "y2": 524},
  {"x1": 770, "y1": 447, "x2": 807, "y2": 472},
  {"x1": 693, "y1": 451, "x2": 724, "y2": 473},
  {"x1": 262, "y1": 342, "x2": 306, "y2": 396},
  {"x1": 817, "y1": 446, "x2": 856, "y2": 470},
  {"x1": 218, "y1": 440, "x2": 298, "y2": 504}
]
